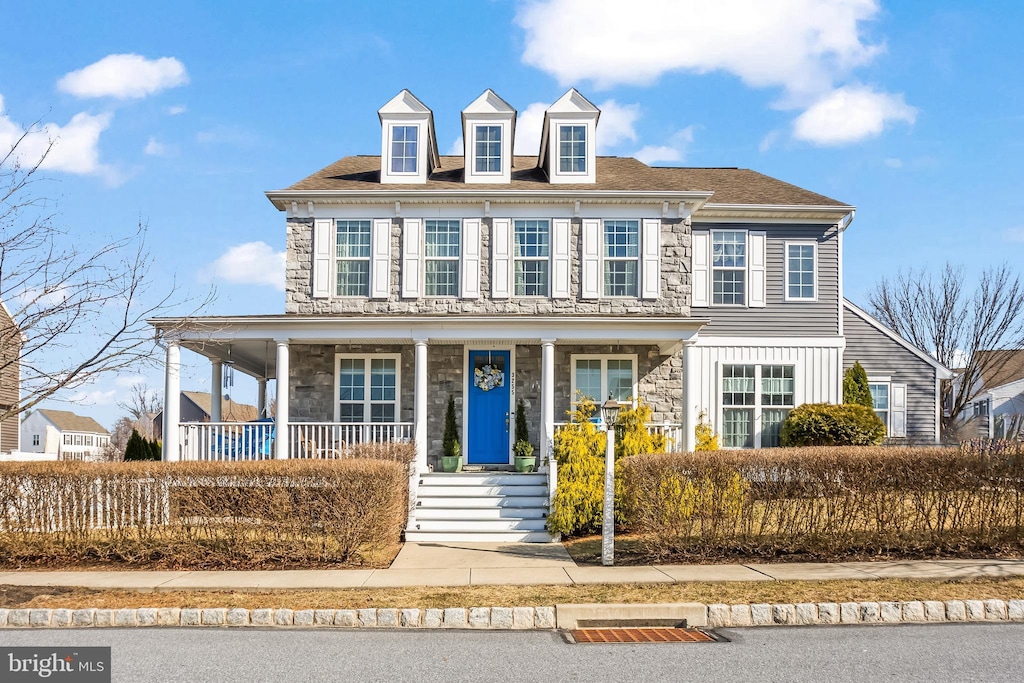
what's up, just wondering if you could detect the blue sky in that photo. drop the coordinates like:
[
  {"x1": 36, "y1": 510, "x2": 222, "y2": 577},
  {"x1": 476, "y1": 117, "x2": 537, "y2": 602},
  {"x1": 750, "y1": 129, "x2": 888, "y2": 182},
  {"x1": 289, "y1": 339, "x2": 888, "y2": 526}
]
[{"x1": 3, "y1": 0, "x2": 1023, "y2": 428}]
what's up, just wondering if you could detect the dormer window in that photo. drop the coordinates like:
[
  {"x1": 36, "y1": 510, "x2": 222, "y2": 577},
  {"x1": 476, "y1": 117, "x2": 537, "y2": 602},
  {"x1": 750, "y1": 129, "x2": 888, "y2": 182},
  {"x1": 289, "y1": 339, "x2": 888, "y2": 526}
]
[
  {"x1": 390, "y1": 125, "x2": 418, "y2": 174},
  {"x1": 475, "y1": 125, "x2": 502, "y2": 173},
  {"x1": 559, "y1": 125, "x2": 587, "y2": 173}
]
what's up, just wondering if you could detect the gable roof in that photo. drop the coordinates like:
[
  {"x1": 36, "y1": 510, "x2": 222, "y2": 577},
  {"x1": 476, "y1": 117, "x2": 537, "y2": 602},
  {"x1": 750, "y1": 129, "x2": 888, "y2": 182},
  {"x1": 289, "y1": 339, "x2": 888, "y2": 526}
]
[
  {"x1": 36, "y1": 409, "x2": 108, "y2": 434},
  {"x1": 182, "y1": 391, "x2": 259, "y2": 422},
  {"x1": 971, "y1": 349, "x2": 1024, "y2": 390},
  {"x1": 843, "y1": 299, "x2": 954, "y2": 379},
  {"x1": 273, "y1": 155, "x2": 848, "y2": 207}
]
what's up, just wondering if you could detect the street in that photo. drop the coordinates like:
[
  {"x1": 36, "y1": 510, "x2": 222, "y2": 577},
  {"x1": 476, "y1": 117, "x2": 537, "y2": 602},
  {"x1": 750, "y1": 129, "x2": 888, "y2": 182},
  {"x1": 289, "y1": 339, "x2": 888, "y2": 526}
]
[{"x1": 2, "y1": 623, "x2": 1022, "y2": 682}]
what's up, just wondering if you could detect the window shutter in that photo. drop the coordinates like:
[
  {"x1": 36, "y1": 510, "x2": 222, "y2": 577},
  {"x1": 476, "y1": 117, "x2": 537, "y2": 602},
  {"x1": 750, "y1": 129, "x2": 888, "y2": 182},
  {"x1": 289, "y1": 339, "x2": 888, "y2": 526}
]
[
  {"x1": 461, "y1": 218, "x2": 482, "y2": 299},
  {"x1": 312, "y1": 218, "x2": 333, "y2": 299},
  {"x1": 891, "y1": 383, "x2": 907, "y2": 437},
  {"x1": 551, "y1": 218, "x2": 571, "y2": 299},
  {"x1": 691, "y1": 231, "x2": 709, "y2": 307},
  {"x1": 370, "y1": 219, "x2": 391, "y2": 299},
  {"x1": 401, "y1": 218, "x2": 422, "y2": 299},
  {"x1": 581, "y1": 218, "x2": 601, "y2": 299},
  {"x1": 491, "y1": 218, "x2": 512, "y2": 299},
  {"x1": 748, "y1": 231, "x2": 767, "y2": 308},
  {"x1": 641, "y1": 218, "x2": 661, "y2": 299}
]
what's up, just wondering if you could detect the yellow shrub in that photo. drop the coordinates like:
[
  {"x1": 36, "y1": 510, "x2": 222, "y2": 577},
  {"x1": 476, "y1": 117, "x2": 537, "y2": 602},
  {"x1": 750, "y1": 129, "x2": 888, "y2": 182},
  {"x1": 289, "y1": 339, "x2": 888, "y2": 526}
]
[
  {"x1": 695, "y1": 410, "x2": 720, "y2": 451},
  {"x1": 615, "y1": 400, "x2": 667, "y2": 459}
]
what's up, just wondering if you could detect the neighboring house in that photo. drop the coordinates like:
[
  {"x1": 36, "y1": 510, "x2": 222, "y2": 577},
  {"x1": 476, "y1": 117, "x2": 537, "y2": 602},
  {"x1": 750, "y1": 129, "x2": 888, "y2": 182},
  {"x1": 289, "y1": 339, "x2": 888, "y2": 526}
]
[
  {"x1": 953, "y1": 350, "x2": 1024, "y2": 439},
  {"x1": 150, "y1": 88, "x2": 948, "y2": 541},
  {"x1": 20, "y1": 409, "x2": 110, "y2": 461},
  {"x1": 152, "y1": 391, "x2": 259, "y2": 441},
  {"x1": 0, "y1": 300, "x2": 21, "y2": 454}
]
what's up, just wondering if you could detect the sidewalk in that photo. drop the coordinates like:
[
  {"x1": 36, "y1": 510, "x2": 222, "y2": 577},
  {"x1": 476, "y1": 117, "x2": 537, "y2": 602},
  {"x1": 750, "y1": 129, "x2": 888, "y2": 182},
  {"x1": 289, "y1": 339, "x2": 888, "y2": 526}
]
[{"x1": 2, "y1": 543, "x2": 1023, "y2": 591}]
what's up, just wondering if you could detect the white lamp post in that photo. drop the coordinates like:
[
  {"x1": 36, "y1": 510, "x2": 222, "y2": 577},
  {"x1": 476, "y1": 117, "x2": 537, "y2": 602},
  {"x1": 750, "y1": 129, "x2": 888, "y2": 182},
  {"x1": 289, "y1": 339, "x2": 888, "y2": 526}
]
[{"x1": 601, "y1": 396, "x2": 621, "y2": 567}]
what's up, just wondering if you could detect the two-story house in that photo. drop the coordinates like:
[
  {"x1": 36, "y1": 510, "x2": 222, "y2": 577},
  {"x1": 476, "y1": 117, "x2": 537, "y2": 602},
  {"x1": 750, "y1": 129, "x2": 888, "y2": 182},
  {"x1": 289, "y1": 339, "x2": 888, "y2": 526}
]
[
  {"x1": 20, "y1": 409, "x2": 110, "y2": 461},
  {"x1": 150, "y1": 88, "x2": 949, "y2": 541}
]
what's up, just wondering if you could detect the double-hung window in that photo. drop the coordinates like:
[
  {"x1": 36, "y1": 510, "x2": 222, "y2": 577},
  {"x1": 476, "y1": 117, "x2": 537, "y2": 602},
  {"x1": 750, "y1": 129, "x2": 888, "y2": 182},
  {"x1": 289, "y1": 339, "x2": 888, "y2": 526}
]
[
  {"x1": 390, "y1": 125, "x2": 418, "y2": 173},
  {"x1": 604, "y1": 220, "x2": 639, "y2": 297},
  {"x1": 870, "y1": 382, "x2": 890, "y2": 430},
  {"x1": 475, "y1": 125, "x2": 502, "y2": 173},
  {"x1": 722, "y1": 364, "x2": 795, "y2": 448},
  {"x1": 712, "y1": 231, "x2": 746, "y2": 305},
  {"x1": 785, "y1": 242, "x2": 816, "y2": 301},
  {"x1": 424, "y1": 219, "x2": 460, "y2": 296},
  {"x1": 337, "y1": 355, "x2": 400, "y2": 423},
  {"x1": 335, "y1": 220, "x2": 371, "y2": 296},
  {"x1": 760, "y1": 365, "x2": 795, "y2": 447},
  {"x1": 559, "y1": 125, "x2": 586, "y2": 173},
  {"x1": 571, "y1": 355, "x2": 637, "y2": 407},
  {"x1": 514, "y1": 219, "x2": 549, "y2": 296}
]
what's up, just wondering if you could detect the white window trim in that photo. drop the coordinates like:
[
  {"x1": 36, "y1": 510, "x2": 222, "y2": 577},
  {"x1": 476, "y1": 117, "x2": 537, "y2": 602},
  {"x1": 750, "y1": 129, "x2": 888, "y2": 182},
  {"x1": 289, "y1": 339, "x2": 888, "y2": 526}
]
[
  {"x1": 570, "y1": 354, "x2": 639, "y2": 408},
  {"x1": 711, "y1": 229, "x2": 748, "y2": 307},
  {"x1": 718, "y1": 363, "x2": 798, "y2": 449},
  {"x1": 388, "y1": 124, "x2": 420, "y2": 176},
  {"x1": 334, "y1": 353, "x2": 402, "y2": 423},
  {"x1": 470, "y1": 123, "x2": 504, "y2": 176},
  {"x1": 557, "y1": 124, "x2": 588, "y2": 176},
  {"x1": 602, "y1": 219, "x2": 641, "y2": 298},
  {"x1": 513, "y1": 218, "x2": 551, "y2": 298},
  {"x1": 783, "y1": 240, "x2": 818, "y2": 302},
  {"x1": 423, "y1": 219, "x2": 462, "y2": 298},
  {"x1": 868, "y1": 379, "x2": 891, "y2": 432},
  {"x1": 334, "y1": 219, "x2": 372, "y2": 298}
]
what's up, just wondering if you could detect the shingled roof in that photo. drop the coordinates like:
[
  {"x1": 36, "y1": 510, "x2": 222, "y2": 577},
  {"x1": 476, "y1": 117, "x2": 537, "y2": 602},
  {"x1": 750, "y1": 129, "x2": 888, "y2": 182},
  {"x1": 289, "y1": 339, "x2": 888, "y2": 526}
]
[
  {"x1": 36, "y1": 409, "x2": 108, "y2": 435},
  {"x1": 973, "y1": 350, "x2": 1024, "y2": 390},
  {"x1": 279, "y1": 155, "x2": 848, "y2": 207}
]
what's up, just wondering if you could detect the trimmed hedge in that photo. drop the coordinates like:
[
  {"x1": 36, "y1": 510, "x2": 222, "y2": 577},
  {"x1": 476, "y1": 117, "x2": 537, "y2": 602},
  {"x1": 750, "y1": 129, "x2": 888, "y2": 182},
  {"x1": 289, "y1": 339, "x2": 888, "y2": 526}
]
[
  {"x1": 0, "y1": 445, "x2": 414, "y2": 568},
  {"x1": 619, "y1": 445, "x2": 1024, "y2": 560},
  {"x1": 780, "y1": 403, "x2": 886, "y2": 446}
]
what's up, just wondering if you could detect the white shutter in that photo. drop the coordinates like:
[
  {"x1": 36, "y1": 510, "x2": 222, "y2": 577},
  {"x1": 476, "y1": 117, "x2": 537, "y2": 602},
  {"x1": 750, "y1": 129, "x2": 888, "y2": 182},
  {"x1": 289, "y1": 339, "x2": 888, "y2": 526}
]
[
  {"x1": 461, "y1": 218, "x2": 481, "y2": 299},
  {"x1": 748, "y1": 231, "x2": 766, "y2": 308},
  {"x1": 641, "y1": 218, "x2": 661, "y2": 299},
  {"x1": 581, "y1": 218, "x2": 601, "y2": 299},
  {"x1": 891, "y1": 383, "x2": 907, "y2": 437},
  {"x1": 691, "y1": 231, "x2": 709, "y2": 307},
  {"x1": 312, "y1": 218, "x2": 333, "y2": 299},
  {"x1": 491, "y1": 218, "x2": 512, "y2": 299},
  {"x1": 401, "y1": 218, "x2": 422, "y2": 299},
  {"x1": 551, "y1": 218, "x2": 571, "y2": 299},
  {"x1": 370, "y1": 219, "x2": 391, "y2": 299}
]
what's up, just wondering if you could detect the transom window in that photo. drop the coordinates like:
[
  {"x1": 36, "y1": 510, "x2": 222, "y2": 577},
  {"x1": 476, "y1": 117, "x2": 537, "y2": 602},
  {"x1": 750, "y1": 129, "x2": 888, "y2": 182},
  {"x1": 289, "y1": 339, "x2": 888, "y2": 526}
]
[
  {"x1": 559, "y1": 125, "x2": 587, "y2": 173},
  {"x1": 870, "y1": 383, "x2": 889, "y2": 429},
  {"x1": 722, "y1": 364, "x2": 795, "y2": 448},
  {"x1": 514, "y1": 219, "x2": 550, "y2": 296},
  {"x1": 571, "y1": 355, "x2": 637, "y2": 408},
  {"x1": 335, "y1": 220, "x2": 371, "y2": 297},
  {"x1": 712, "y1": 231, "x2": 746, "y2": 305},
  {"x1": 424, "y1": 219, "x2": 460, "y2": 296},
  {"x1": 475, "y1": 125, "x2": 502, "y2": 173},
  {"x1": 336, "y1": 355, "x2": 400, "y2": 423},
  {"x1": 604, "y1": 220, "x2": 639, "y2": 297},
  {"x1": 786, "y1": 243, "x2": 816, "y2": 300},
  {"x1": 390, "y1": 125, "x2": 418, "y2": 173}
]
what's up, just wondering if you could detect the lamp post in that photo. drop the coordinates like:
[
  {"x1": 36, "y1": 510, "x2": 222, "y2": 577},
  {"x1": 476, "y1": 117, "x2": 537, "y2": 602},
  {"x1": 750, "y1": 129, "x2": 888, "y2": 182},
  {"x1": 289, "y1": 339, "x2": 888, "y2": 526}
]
[{"x1": 600, "y1": 395, "x2": 621, "y2": 567}]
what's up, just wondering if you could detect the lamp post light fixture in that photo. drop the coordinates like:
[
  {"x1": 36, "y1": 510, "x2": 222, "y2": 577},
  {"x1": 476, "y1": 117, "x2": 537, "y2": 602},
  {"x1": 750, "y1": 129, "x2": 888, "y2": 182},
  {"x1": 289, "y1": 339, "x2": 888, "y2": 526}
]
[{"x1": 600, "y1": 395, "x2": 621, "y2": 567}]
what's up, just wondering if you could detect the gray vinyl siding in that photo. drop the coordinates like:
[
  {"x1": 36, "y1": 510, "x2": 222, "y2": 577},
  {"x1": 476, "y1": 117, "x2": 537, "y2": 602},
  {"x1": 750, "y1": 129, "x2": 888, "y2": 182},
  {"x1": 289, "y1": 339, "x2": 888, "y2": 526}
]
[
  {"x1": 693, "y1": 223, "x2": 839, "y2": 337},
  {"x1": 843, "y1": 306, "x2": 938, "y2": 443}
]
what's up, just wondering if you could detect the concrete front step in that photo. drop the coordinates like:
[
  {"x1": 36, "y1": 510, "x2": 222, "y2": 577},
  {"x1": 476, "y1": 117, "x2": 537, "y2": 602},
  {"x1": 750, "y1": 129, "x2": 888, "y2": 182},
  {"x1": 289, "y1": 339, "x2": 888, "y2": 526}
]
[
  {"x1": 413, "y1": 518, "x2": 548, "y2": 532},
  {"x1": 417, "y1": 485, "x2": 548, "y2": 498},
  {"x1": 417, "y1": 495, "x2": 549, "y2": 509},
  {"x1": 419, "y1": 472, "x2": 547, "y2": 486},
  {"x1": 403, "y1": 530, "x2": 557, "y2": 543},
  {"x1": 415, "y1": 507, "x2": 547, "y2": 520}
]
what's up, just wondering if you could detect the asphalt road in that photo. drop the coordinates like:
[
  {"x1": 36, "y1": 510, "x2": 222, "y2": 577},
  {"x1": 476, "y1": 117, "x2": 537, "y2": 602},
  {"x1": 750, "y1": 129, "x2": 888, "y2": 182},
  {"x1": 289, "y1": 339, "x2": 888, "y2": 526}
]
[{"x1": 2, "y1": 623, "x2": 1022, "y2": 682}]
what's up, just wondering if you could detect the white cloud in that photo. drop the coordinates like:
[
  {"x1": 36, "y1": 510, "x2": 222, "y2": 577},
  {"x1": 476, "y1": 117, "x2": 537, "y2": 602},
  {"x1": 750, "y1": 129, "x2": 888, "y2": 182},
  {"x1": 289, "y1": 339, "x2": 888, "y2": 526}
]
[
  {"x1": 57, "y1": 54, "x2": 189, "y2": 100},
  {"x1": 1003, "y1": 227, "x2": 1024, "y2": 243},
  {"x1": 632, "y1": 126, "x2": 695, "y2": 165},
  {"x1": 167, "y1": 104, "x2": 187, "y2": 116},
  {"x1": 201, "y1": 242, "x2": 285, "y2": 290},
  {"x1": 759, "y1": 130, "x2": 781, "y2": 153},
  {"x1": 114, "y1": 374, "x2": 147, "y2": 388},
  {"x1": 0, "y1": 93, "x2": 118, "y2": 182},
  {"x1": 446, "y1": 135, "x2": 464, "y2": 156},
  {"x1": 68, "y1": 388, "x2": 118, "y2": 407},
  {"x1": 595, "y1": 100, "x2": 639, "y2": 151},
  {"x1": 514, "y1": 102, "x2": 548, "y2": 156},
  {"x1": 143, "y1": 136, "x2": 169, "y2": 156},
  {"x1": 884, "y1": 157, "x2": 903, "y2": 168},
  {"x1": 792, "y1": 85, "x2": 916, "y2": 146}
]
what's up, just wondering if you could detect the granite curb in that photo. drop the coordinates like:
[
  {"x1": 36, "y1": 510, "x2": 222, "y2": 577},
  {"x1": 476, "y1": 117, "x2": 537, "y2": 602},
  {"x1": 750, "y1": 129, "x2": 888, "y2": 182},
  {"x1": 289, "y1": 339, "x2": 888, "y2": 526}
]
[{"x1": 1, "y1": 600, "x2": 1022, "y2": 629}]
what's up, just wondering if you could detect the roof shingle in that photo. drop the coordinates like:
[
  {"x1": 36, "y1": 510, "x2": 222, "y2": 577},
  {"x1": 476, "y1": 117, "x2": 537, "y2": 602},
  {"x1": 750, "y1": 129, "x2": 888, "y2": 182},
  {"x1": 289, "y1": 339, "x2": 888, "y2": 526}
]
[{"x1": 37, "y1": 409, "x2": 108, "y2": 435}]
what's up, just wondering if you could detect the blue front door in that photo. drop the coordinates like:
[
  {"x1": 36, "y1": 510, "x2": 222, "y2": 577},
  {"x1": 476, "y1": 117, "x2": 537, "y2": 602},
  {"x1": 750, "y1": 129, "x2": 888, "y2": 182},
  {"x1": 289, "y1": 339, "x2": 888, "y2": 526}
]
[{"x1": 466, "y1": 350, "x2": 511, "y2": 464}]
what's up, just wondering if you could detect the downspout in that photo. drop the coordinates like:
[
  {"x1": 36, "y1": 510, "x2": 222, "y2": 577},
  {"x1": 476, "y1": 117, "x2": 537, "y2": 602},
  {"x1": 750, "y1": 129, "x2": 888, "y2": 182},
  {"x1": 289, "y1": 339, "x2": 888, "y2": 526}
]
[{"x1": 836, "y1": 210, "x2": 855, "y2": 402}]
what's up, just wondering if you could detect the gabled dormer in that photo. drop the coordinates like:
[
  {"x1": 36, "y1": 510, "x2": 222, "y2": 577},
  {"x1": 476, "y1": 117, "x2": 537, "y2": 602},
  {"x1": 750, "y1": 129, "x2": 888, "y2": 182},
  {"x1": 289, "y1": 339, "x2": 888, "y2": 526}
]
[
  {"x1": 538, "y1": 89, "x2": 600, "y2": 185},
  {"x1": 461, "y1": 89, "x2": 516, "y2": 184},
  {"x1": 378, "y1": 89, "x2": 439, "y2": 184}
]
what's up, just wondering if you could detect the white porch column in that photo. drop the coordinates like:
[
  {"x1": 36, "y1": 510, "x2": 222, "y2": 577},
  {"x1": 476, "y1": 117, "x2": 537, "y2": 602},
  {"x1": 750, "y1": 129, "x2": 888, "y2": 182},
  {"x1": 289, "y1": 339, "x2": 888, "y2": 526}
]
[
  {"x1": 274, "y1": 340, "x2": 290, "y2": 460},
  {"x1": 682, "y1": 341, "x2": 697, "y2": 453},
  {"x1": 210, "y1": 360, "x2": 223, "y2": 422},
  {"x1": 413, "y1": 339, "x2": 428, "y2": 473},
  {"x1": 540, "y1": 339, "x2": 555, "y2": 464},
  {"x1": 257, "y1": 378, "x2": 268, "y2": 418},
  {"x1": 163, "y1": 341, "x2": 181, "y2": 462}
]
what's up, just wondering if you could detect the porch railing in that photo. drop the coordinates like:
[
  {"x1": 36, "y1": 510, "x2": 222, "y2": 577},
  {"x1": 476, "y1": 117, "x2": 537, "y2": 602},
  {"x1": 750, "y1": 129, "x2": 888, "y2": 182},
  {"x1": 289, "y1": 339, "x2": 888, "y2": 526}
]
[
  {"x1": 552, "y1": 422, "x2": 686, "y2": 453},
  {"x1": 288, "y1": 422, "x2": 414, "y2": 459},
  {"x1": 178, "y1": 422, "x2": 275, "y2": 461}
]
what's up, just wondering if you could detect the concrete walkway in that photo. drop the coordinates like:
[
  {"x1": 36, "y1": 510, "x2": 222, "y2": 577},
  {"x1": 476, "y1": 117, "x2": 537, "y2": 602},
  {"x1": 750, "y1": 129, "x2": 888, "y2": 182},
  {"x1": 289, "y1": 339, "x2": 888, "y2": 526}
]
[{"x1": 1, "y1": 543, "x2": 1023, "y2": 591}]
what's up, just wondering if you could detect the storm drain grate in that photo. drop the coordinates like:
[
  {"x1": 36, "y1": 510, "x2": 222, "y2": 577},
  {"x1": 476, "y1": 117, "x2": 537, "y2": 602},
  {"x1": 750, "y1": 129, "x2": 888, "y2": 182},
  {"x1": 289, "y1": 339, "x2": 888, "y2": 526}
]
[{"x1": 569, "y1": 628, "x2": 720, "y2": 644}]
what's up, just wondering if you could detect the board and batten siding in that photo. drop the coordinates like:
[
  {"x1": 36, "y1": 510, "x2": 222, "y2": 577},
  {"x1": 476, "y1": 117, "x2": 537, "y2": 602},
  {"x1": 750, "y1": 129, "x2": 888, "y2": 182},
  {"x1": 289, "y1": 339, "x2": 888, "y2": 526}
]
[
  {"x1": 842, "y1": 306, "x2": 939, "y2": 443},
  {"x1": 691, "y1": 223, "x2": 839, "y2": 337}
]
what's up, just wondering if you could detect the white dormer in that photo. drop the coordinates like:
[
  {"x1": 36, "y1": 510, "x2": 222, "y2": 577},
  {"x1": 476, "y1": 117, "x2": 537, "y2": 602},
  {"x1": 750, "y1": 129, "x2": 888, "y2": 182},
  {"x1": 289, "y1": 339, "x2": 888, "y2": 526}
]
[
  {"x1": 378, "y1": 90, "x2": 439, "y2": 184},
  {"x1": 538, "y1": 89, "x2": 600, "y2": 185},
  {"x1": 461, "y1": 89, "x2": 516, "y2": 184}
]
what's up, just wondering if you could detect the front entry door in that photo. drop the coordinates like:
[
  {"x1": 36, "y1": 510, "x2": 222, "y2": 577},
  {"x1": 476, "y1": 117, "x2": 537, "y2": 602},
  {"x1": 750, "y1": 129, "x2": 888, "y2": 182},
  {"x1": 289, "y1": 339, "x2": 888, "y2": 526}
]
[{"x1": 466, "y1": 350, "x2": 511, "y2": 464}]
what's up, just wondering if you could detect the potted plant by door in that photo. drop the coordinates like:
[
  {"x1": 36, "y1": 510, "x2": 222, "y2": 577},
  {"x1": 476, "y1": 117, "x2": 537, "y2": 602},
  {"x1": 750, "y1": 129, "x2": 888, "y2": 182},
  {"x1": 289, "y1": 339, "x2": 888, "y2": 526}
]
[
  {"x1": 513, "y1": 398, "x2": 537, "y2": 472},
  {"x1": 440, "y1": 394, "x2": 462, "y2": 473}
]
